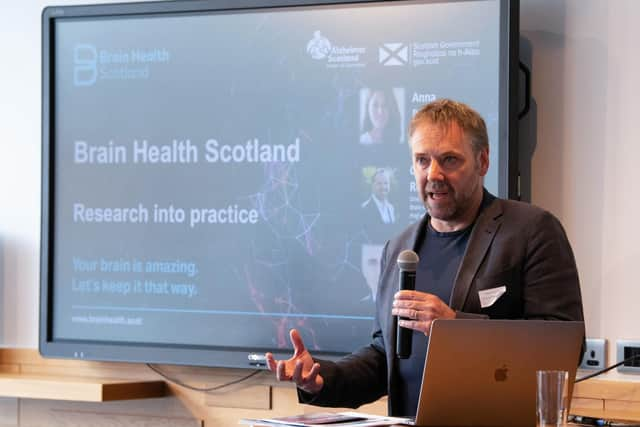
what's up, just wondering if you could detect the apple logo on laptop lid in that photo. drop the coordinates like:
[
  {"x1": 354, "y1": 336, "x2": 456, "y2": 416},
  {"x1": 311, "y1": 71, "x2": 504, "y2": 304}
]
[{"x1": 494, "y1": 364, "x2": 509, "y2": 382}]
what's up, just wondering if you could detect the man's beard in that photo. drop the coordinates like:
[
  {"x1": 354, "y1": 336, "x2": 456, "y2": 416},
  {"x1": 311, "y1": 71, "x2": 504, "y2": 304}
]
[{"x1": 423, "y1": 178, "x2": 480, "y2": 222}]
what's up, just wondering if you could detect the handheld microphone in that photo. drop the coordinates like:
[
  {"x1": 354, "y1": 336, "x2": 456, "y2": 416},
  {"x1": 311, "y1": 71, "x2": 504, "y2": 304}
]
[{"x1": 396, "y1": 249, "x2": 419, "y2": 359}]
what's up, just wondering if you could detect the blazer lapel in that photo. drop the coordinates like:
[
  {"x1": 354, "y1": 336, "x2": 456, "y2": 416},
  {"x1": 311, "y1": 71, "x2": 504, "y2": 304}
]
[
  {"x1": 449, "y1": 199, "x2": 503, "y2": 310},
  {"x1": 411, "y1": 214, "x2": 430, "y2": 253}
]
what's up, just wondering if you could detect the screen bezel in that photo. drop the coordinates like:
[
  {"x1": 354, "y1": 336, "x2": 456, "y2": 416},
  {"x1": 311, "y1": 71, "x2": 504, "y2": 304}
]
[{"x1": 40, "y1": 0, "x2": 520, "y2": 368}]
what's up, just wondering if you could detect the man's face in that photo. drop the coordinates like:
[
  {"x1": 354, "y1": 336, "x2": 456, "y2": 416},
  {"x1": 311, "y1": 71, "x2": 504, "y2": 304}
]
[
  {"x1": 372, "y1": 172, "x2": 390, "y2": 200},
  {"x1": 410, "y1": 120, "x2": 488, "y2": 230}
]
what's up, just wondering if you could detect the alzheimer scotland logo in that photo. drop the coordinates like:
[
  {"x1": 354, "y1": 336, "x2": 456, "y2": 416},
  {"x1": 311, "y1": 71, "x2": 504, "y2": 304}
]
[
  {"x1": 305, "y1": 31, "x2": 366, "y2": 68},
  {"x1": 306, "y1": 31, "x2": 332, "y2": 60}
]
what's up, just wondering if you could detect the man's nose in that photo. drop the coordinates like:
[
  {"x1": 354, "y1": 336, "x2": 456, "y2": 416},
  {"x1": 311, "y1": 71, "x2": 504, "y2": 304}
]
[{"x1": 426, "y1": 160, "x2": 444, "y2": 181}]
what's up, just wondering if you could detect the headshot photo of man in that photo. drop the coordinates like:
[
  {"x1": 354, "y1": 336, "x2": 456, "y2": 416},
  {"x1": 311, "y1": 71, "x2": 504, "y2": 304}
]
[
  {"x1": 360, "y1": 243, "x2": 384, "y2": 303},
  {"x1": 361, "y1": 167, "x2": 396, "y2": 225}
]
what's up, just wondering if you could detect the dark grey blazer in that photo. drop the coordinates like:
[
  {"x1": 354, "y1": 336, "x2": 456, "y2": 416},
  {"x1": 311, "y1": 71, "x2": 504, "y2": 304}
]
[{"x1": 300, "y1": 195, "x2": 584, "y2": 415}]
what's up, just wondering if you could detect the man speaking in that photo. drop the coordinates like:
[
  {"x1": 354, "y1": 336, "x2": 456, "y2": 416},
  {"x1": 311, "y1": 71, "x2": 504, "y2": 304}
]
[{"x1": 266, "y1": 99, "x2": 584, "y2": 417}]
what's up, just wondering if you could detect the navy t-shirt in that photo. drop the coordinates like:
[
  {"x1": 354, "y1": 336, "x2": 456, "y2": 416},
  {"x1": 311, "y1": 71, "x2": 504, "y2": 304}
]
[
  {"x1": 395, "y1": 192, "x2": 494, "y2": 416},
  {"x1": 396, "y1": 222, "x2": 472, "y2": 416}
]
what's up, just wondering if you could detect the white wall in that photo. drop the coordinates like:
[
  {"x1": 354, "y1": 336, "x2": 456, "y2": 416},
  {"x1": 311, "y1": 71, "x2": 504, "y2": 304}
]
[
  {"x1": 0, "y1": 2, "x2": 48, "y2": 346},
  {"x1": 0, "y1": 0, "x2": 150, "y2": 346},
  {"x1": 521, "y1": 0, "x2": 640, "y2": 378},
  {"x1": 0, "y1": 0, "x2": 638, "y2": 378}
]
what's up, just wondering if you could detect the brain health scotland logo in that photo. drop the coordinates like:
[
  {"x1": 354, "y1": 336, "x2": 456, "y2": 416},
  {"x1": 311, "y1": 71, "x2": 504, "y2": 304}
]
[
  {"x1": 72, "y1": 43, "x2": 170, "y2": 87},
  {"x1": 74, "y1": 44, "x2": 98, "y2": 86}
]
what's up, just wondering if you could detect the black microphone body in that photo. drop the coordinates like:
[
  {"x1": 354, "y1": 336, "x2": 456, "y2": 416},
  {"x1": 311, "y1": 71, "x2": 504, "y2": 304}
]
[{"x1": 396, "y1": 249, "x2": 419, "y2": 359}]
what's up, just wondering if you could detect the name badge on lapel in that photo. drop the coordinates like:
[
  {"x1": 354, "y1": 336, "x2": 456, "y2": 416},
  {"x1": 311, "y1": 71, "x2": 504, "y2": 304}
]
[{"x1": 478, "y1": 286, "x2": 506, "y2": 308}]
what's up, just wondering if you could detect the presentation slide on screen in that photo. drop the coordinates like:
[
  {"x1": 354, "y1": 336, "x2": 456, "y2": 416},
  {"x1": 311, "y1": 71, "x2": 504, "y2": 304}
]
[{"x1": 52, "y1": 0, "x2": 500, "y2": 354}]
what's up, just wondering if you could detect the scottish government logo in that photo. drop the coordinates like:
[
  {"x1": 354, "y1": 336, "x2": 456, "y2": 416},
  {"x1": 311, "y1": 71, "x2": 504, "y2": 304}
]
[{"x1": 379, "y1": 43, "x2": 409, "y2": 66}]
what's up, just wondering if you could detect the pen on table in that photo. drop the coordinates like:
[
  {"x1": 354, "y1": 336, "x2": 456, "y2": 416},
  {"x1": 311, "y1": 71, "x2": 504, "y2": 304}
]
[{"x1": 570, "y1": 415, "x2": 608, "y2": 426}]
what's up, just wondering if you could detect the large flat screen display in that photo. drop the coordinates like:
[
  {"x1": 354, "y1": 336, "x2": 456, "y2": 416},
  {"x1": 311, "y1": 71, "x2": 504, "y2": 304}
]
[{"x1": 41, "y1": 0, "x2": 519, "y2": 368}]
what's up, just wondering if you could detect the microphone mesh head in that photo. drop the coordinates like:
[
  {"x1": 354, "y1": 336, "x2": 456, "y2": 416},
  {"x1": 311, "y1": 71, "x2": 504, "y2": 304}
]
[{"x1": 397, "y1": 249, "x2": 419, "y2": 272}]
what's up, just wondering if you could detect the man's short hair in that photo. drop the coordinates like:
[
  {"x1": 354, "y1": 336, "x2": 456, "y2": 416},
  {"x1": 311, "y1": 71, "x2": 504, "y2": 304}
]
[
  {"x1": 408, "y1": 99, "x2": 489, "y2": 155},
  {"x1": 372, "y1": 168, "x2": 389, "y2": 183}
]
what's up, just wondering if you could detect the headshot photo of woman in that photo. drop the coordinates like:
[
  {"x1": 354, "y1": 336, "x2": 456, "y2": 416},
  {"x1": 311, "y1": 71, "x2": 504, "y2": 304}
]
[{"x1": 359, "y1": 87, "x2": 405, "y2": 145}]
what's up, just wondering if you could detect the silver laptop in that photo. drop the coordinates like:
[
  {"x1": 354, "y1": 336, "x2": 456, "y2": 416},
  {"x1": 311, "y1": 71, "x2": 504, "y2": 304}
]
[{"x1": 412, "y1": 319, "x2": 585, "y2": 427}]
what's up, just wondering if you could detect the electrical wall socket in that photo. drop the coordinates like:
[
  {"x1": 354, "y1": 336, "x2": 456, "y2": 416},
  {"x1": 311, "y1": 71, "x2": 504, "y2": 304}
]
[
  {"x1": 616, "y1": 340, "x2": 640, "y2": 373},
  {"x1": 579, "y1": 338, "x2": 606, "y2": 370}
]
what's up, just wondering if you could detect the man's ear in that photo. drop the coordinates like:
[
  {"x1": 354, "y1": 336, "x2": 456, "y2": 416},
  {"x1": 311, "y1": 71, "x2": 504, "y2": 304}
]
[{"x1": 477, "y1": 148, "x2": 489, "y2": 176}]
